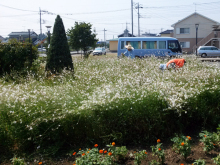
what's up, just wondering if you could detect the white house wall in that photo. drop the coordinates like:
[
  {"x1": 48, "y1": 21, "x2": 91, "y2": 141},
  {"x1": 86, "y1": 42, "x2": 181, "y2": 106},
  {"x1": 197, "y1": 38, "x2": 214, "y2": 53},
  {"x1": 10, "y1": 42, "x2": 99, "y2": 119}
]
[{"x1": 173, "y1": 13, "x2": 217, "y2": 39}]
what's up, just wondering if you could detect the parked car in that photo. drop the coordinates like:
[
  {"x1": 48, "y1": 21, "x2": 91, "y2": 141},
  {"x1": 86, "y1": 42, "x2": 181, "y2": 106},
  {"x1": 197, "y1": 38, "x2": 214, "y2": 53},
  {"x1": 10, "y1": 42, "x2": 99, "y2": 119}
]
[
  {"x1": 93, "y1": 47, "x2": 106, "y2": 56},
  {"x1": 38, "y1": 47, "x2": 46, "y2": 52},
  {"x1": 197, "y1": 46, "x2": 220, "y2": 57}
]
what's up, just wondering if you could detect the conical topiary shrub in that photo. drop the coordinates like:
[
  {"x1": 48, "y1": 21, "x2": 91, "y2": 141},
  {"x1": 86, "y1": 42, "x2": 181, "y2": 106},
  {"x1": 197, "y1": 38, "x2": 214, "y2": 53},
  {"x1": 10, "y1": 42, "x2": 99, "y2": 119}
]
[{"x1": 46, "y1": 15, "x2": 73, "y2": 73}]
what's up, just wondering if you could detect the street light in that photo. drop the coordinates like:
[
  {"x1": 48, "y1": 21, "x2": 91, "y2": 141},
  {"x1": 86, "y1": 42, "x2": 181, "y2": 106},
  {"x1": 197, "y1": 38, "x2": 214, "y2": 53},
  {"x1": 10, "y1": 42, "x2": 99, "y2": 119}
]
[
  {"x1": 195, "y1": 24, "x2": 199, "y2": 55},
  {"x1": 46, "y1": 26, "x2": 52, "y2": 47}
]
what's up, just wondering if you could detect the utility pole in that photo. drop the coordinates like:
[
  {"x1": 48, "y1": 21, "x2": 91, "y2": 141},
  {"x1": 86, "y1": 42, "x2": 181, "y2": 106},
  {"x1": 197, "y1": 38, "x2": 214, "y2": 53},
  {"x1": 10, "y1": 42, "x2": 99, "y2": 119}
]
[
  {"x1": 103, "y1": 28, "x2": 107, "y2": 48},
  {"x1": 131, "y1": 0, "x2": 133, "y2": 37},
  {"x1": 39, "y1": 8, "x2": 43, "y2": 51},
  {"x1": 39, "y1": 8, "x2": 48, "y2": 52},
  {"x1": 136, "y1": 3, "x2": 143, "y2": 37}
]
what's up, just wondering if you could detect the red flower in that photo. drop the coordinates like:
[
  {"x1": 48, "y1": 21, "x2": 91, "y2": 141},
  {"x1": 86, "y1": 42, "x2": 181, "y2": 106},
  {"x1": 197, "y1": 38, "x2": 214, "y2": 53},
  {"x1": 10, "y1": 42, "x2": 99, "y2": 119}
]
[
  {"x1": 82, "y1": 153, "x2": 85, "y2": 156},
  {"x1": 157, "y1": 139, "x2": 161, "y2": 143},
  {"x1": 94, "y1": 144, "x2": 98, "y2": 147},
  {"x1": 72, "y1": 152, "x2": 76, "y2": 156},
  {"x1": 181, "y1": 142, "x2": 184, "y2": 146},
  {"x1": 38, "y1": 162, "x2": 42, "y2": 165},
  {"x1": 99, "y1": 150, "x2": 104, "y2": 154},
  {"x1": 104, "y1": 150, "x2": 107, "y2": 154},
  {"x1": 204, "y1": 135, "x2": 206, "y2": 137},
  {"x1": 108, "y1": 152, "x2": 112, "y2": 156},
  {"x1": 158, "y1": 148, "x2": 161, "y2": 151},
  {"x1": 145, "y1": 152, "x2": 147, "y2": 154},
  {"x1": 112, "y1": 142, "x2": 116, "y2": 146}
]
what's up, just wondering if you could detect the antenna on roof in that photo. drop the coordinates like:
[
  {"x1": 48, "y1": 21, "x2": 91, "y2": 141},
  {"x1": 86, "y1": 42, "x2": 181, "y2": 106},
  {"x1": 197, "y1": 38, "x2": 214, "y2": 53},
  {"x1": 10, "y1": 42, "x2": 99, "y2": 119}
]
[{"x1": 193, "y1": 3, "x2": 197, "y2": 13}]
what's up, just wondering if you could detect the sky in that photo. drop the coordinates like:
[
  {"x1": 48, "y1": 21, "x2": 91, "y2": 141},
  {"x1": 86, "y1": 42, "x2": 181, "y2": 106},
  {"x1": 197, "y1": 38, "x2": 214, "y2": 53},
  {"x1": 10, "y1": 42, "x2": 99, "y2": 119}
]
[{"x1": 1, "y1": 0, "x2": 220, "y2": 41}]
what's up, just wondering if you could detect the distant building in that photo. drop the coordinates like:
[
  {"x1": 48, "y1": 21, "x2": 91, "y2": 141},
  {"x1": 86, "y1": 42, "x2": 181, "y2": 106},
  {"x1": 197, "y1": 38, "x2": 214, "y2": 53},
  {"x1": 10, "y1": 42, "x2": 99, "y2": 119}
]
[
  {"x1": 107, "y1": 38, "x2": 118, "y2": 52},
  {"x1": 8, "y1": 31, "x2": 38, "y2": 43},
  {"x1": 172, "y1": 12, "x2": 220, "y2": 53},
  {"x1": 160, "y1": 30, "x2": 173, "y2": 37},
  {"x1": 107, "y1": 29, "x2": 135, "y2": 52},
  {"x1": 0, "y1": 35, "x2": 4, "y2": 42},
  {"x1": 141, "y1": 32, "x2": 157, "y2": 37},
  {"x1": 118, "y1": 29, "x2": 136, "y2": 37}
]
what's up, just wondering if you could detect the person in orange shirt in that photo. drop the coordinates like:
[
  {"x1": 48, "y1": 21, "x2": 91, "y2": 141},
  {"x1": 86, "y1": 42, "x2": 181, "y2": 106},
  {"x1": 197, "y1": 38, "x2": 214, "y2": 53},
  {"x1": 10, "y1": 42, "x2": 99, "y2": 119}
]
[{"x1": 159, "y1": 58, "x2": 186, "y2": 70}]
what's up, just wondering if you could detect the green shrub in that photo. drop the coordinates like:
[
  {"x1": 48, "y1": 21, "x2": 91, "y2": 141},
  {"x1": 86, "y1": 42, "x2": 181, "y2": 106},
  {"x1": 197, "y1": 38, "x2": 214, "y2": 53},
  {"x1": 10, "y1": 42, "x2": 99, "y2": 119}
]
[
  {"x1": 182, "y1": 89, "x2": 220, "y2": 131},
  {"x1": 46, "y1": 15, "x2": 73, "y2": 73},
  {"x1": 0, "y1": 42, "x2": 38, "y2": 75}
]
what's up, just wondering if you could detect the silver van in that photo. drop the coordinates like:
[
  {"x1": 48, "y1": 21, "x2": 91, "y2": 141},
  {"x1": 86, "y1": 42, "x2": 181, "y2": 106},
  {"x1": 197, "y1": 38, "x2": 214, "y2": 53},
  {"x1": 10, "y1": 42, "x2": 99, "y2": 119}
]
[{"x1": 197, "y1": 46, "x2": 220, "y2": 57}]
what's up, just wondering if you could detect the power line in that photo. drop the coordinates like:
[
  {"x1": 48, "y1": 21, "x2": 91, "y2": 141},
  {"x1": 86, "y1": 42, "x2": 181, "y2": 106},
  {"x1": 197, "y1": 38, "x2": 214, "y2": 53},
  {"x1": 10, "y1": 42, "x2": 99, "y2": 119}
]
[
  {"x1": 143, "y1": 1, "x2": 220, "y2": 9},
  {"x1": 0, "y1": 3, "x2": 38, "y2": 12},
  {"x1": 60, "y1": 8, "x2": 130, "y2": 15},
  {"x1": 0, "y1": 13, "x2": 38, "y2": 18}
]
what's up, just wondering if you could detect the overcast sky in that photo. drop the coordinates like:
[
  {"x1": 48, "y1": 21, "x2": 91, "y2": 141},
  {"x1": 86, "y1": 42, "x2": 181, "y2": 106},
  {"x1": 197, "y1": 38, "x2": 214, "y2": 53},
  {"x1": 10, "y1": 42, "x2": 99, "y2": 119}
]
[{"x1": 1, "y1": 0, "x2": 220, "y2": 41}]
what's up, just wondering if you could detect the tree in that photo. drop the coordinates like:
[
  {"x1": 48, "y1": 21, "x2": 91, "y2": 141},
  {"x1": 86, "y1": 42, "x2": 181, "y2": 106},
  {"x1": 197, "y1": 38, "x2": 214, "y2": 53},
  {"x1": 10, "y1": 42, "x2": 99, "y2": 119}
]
[
  {"x1": 67, "y1": 22, "x2": 98, "y2": 58},
  {"x1": 46, "y1": 15, "x2": 73, "y2": 73}
]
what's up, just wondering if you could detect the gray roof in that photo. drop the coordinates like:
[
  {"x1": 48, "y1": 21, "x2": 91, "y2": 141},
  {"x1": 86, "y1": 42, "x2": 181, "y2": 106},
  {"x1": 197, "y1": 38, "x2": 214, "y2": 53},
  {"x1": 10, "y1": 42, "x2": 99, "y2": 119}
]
[
  {"x1": 171, "y1": 12, "x2": 219, "y2": 27},
  {"x1": 107, "y1": 38, "x2": 119, "y2": 41},
  {"x1": 160, "y1": 30, "x2": 173, "y2": 34},
  {"x1": 8, "y1": 31, "x2": 38, "y2": 37}
]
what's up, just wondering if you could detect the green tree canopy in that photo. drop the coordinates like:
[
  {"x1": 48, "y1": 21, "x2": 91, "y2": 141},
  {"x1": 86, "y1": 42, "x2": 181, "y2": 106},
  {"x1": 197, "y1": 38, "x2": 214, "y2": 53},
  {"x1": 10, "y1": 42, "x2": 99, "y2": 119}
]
[
  {"x1": 67, "y1": 22, "x2": 98, "y2": 58},
  {"x1": 46, "y1": 15, "x2": 73, "y2": 73}
]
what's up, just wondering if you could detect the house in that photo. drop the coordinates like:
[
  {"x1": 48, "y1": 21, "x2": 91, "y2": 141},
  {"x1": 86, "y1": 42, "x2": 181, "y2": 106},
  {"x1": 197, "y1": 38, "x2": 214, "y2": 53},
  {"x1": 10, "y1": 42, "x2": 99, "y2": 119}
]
[
  {"x1": 0, "y1": 35, "x2": 4, "y2": 42},
  {"x1": 141, "y1": 32, "x2": 158, "y2": 37},
  {"x1": 171, "y1": 12, "x2": 220, "y2": 53},
  {"x1": 118, "y1": 29, "x2": 136, "y2": 37},
  {"x1": 108, "y1": 38, "x2": 118, "y2": 52},
  {"x1": 160, "y1": 30, "x2": 173, "y2": 37},
  {"x1": 108, "y1": 29, "x2": 136, "y2": 52},
  {"x1": 34, "y1": 33, "x2": 48, "y2": 46},
  {"x1": 8, "y1": 31, "x2": 38, "y2": 43}
]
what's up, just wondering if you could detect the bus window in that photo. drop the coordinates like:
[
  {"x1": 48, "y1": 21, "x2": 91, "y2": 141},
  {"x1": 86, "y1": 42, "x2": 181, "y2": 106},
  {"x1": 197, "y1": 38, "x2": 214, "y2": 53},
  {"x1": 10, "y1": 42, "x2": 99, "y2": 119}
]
[
  {"x1": 121, "y1": 41, "x2": 125, "y2": 49},
  {"x1": 168, "y1": 40, "x2": 182, "y2": 53},
  {"x1": 159, "y1": 41, "x2": 166, "y2": 49},
  {"x1": 126, "y1": 41, "x2": 141, "y2": 49},
  {"x1": 142, "y1": 41, "x2": 157, "y2": 49}
]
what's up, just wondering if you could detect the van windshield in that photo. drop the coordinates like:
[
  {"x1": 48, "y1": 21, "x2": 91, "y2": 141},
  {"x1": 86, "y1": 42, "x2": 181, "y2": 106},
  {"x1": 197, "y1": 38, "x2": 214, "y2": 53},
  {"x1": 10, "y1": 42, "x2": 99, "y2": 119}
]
[{"x1": 168, "y1": 40, "x2": 182, "y2": 53}]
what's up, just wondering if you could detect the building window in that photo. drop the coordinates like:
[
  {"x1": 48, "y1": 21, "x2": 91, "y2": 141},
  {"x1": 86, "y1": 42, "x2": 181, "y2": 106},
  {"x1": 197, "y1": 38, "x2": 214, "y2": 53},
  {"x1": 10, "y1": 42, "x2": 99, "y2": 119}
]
[
  {"x1": 180, "y1": 42, "x2": 190, "y2": 48},
  {"x1": 180, "y1": 28, "x2": 190, "y2": 34}
]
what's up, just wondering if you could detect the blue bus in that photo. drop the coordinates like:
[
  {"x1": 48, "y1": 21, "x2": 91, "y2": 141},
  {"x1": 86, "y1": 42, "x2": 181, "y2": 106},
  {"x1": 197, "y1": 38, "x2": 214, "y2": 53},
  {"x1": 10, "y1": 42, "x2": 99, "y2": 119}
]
[{"x1": 117, "y1": 37, "x2": 182, "y2": 58}]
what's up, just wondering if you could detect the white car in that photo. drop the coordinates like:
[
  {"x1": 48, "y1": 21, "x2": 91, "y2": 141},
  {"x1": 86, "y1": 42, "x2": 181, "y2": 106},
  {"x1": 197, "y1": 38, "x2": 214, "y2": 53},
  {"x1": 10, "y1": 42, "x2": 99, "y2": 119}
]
[
  {"x1": 197, "y1": 46, "x2": 220, "y2": 57},
  {"x1": 93, "y1": 47, "x2": 106, "y2": 56},
  {"x1": 38, "y1": 47, "x2": 46, "y2": 52}
]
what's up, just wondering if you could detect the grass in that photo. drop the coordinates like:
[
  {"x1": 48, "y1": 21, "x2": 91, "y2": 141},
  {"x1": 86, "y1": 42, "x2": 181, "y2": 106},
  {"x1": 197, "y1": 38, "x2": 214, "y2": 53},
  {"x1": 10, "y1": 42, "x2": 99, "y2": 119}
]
[{"x1": 1, "y1": 53, "x2": 220, "y2": 163}]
